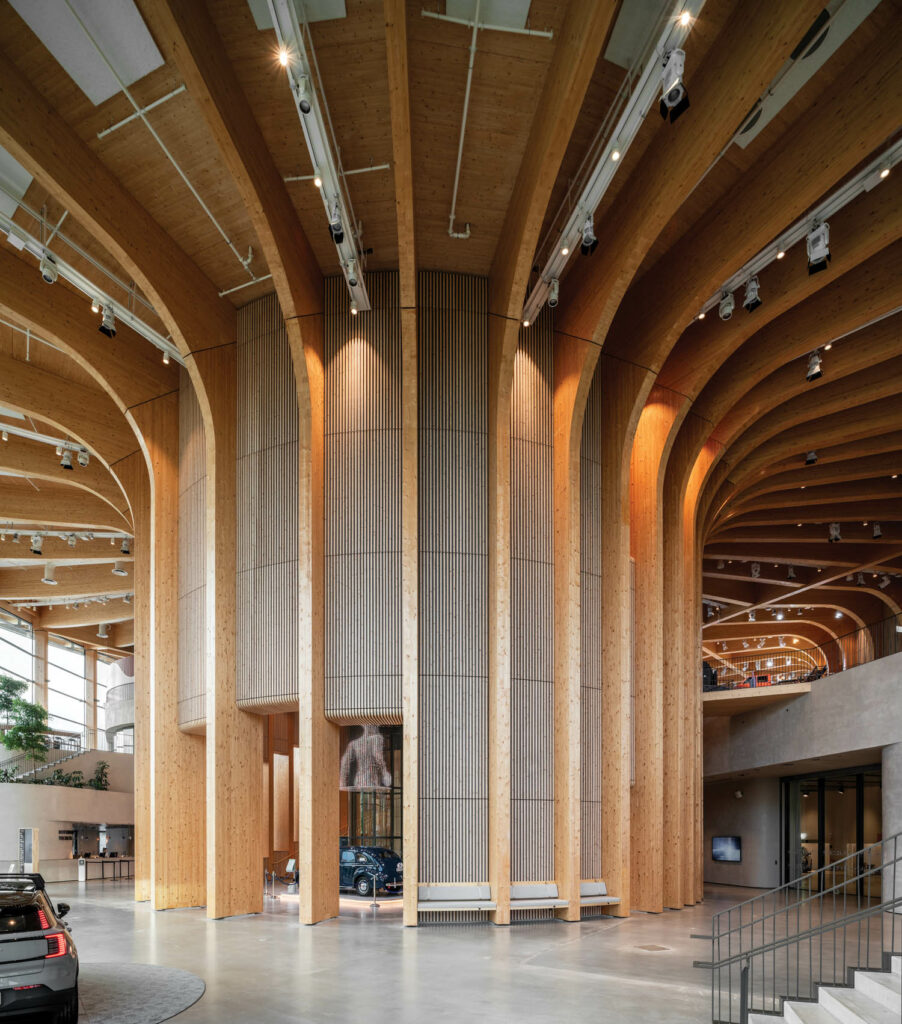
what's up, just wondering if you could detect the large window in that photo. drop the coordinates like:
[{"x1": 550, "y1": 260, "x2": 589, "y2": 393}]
[
  {"x1": 0, "y1": 610, "x2": 34, "y2": 700},
  {"x1": 47, "y1": 635, "x2": 86, "y2": 741}
]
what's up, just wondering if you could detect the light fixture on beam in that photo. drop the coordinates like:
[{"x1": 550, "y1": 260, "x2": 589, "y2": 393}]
[
  {"x1": 96, "y1": 623, "x2": 109, "y2": 639},
  {"x1": 266, "y1": 0, "x2": 371, "y2": 313},
  {"x1": 30, "y1": 534, "x2": 43, "y2": 555},
  {"x1": 112, "y1": 561, "x2": 128, "y2": 577},
  {"x1": 120, "y1": 538, "x2": 131, "y2": 555},
  {"x1": 41, "y1": 564, "x2": 58, "y2": 586}
]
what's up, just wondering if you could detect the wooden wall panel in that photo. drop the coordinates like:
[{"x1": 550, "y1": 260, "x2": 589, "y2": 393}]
[
  {"x1": 418, "y1": 271, "x2": 488, "y2": 888},
  {"x1": 236, "y1": 293, "x2": 300, "y2": 712},
  {"x1": 178, "y1": 370, "x2": 207, "y2": 732},
  {"x1": 510, "y1": 312, "x2": 554, "y2": 882},
  {"x1": 579, "y1": 371, "x2": 604, "y2": 880},
  {"x1": 324, "y1": 271, "x2": 402, "y2": 722}
]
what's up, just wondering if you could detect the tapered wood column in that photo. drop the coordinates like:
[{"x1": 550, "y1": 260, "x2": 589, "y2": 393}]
[
  {"x1": 114, "y1": 451, "x2": 151, "y2": 902},
  {"x1": 189, "y1": 348, "x2": 264, "y2": 919},
  {"x1": 84, "y1": 649, "x2": 97, "y2": 749},
  {"x1": 628, "y1": 386, "x2": 684, "y2": 912},
  {"x1": 131, "y1": 393, "x2": 206, "y2": 910}
]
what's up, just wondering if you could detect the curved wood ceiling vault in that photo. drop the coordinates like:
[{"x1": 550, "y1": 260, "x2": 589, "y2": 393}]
[{"x1": 0, "y1": 0, "x2": 899, "y2": 658}]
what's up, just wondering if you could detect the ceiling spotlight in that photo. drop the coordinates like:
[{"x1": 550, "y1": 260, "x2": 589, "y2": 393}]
[
  {"x1": 873, "y1": 522, "x2": 882, "y2": 539},
  {"x1": 296, "y1": 75, "x2": 311, "y2": 114},
  {"x1": 679, "y1": 10, "x2": 691, "y2": 26},
  {"x1": 776, "y1": 611, "x2": 784, "y2": 620},
  {"x1": 123, "y1": 594, "x2": 131, "y2": 604},
  {"x1": 835, "y1": 610, "x2": 843, "y2": 619},
  {"x1": 345, "y1": 257, "x2": 359, "y2": 288},
  {"x1": 806, "y1": 221, "x2": 830, "y2": 275},
  {"x1": 120, "y1": 538, "x2": 130, "y2": 555},
  {"x1": 41, "y1": 564, "x2": 58, "y2": 586},
  {"x1": 30, "y1": 534, "x2": 43, "y2": 555},
  {"x1": 757, "y1": 638, "x2": 766, "y2": 649},
  {"x1": 748, "y1": 610, "x2": 756, "y2": 622},
  {"x1": 805, "y1": 451, "x2": 817, "y2": 466},
  {"x1": 720, "y1": 642, "x2": 727, "y2": 651},
  {"x1": 350, "y1": 301, "x2": 358, "y2": 316},
  {"x1": 742, "y1": 276, "x2": 761, "y2": 313},
  {"x1": 716, "y1": 559, "x2": 725, "y2": 570},
  {"x1": 99, "y1": 305, "x2": 116, "y2": 338},
  {"x1": 806, "y1": 350, "x2": 822, "y2": 382},
  {"x1": 162, "y1": 352, "x2": 170, "y2": 366},
  {"x1": 91, "y1": 297, "x2": 100, "y2": 314},
  {"x1": 766, "y1": 658, "x2": 774, "y2": 667},
  {"x1": 824, "y1": 342, "x2": 832, "y2": 351},
  {"x1": 776, "y1": 249, "x2": 785, "y2": 260},
  {"x1": 76, "y1": 449, "x2": 89, "y2": 468},
  {"x1": 1, "y1": 431, "x2": 7, "y2": 442},
  {"x1": 580, "y1": 215, "x2": 597, "y2": 256},
  {"x1": 856, "y1": 572, "x2": 866, "y2": 586},
  {"x1": 750, "y1": 562, "x2": 761, "y2": 578},
  {"x1": 742, "y1": 640, "x2": 750, "y2": 649},
  {"x1": 718, "y1": 291, "x2": 735, "y2": 321},
  {"x1": 278, "y1": 46, "x2": 289, "y2": 68},
  {"x1": 39, "y1": 254, "x2": 58, "y2": 284},
  {"x1": 67, "y1": 534, "x2": 77, "y2": 548},
  {"x1": 548, "y1": 278, "x2": 560, "y2": 309},
  {"x1": 313, "y1": 171, "x2": 323, "y2": 189},
  {"x1": 112, "y1": 561, "x2": 128, "y2": 577},
  {"x1": 787, "y1": 566, "x2": 796, "y2": 580},
  {"x1": 96, "y1": 623, "x2": 109, "y2": 639},
  {"x1": 522, "y1": 319, "x2": 530, "y2": 328},
  {"x1": 60, "y1": 449, "x2": 73, "y2": 470},
  {"x1": 880, "y1": 166, "x2": 890, "y2": 180},
  {"x1": 879, "y1": 574, "x2": 891, "y2": 590},
  {"x1": 659, "y1": 48, "x2": 689, "y2": 123},
  {"x1": 828, "y1": 522, "x2": 841, "y2": 543},
  {"x1": 697, "y1": 311, "x2": 705, "y2": 320},
  {"x1": 328, "y1": 201, "x2": 344, "y2": 245},
  {"x1": 610, "y1": 148, "x2": 621, "y2": 162}
]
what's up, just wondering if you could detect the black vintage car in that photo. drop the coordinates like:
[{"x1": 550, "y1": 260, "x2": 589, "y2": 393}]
[{"x1": 339, "y1": 846, "x2": 402, "y2": 897}]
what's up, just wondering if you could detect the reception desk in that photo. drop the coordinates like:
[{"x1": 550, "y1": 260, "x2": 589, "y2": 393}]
[{"x1": 39, "y1": 857, "x2": 135, "y2": 884}]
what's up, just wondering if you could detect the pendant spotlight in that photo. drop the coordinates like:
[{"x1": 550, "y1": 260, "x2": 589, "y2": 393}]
[
  {"x1": 580, "y1": 215, "x2": 598, "y2": 256},
  {"x1": 60, "y1": 450, "x2": 73, "y2": 470},
  {"x1": 96, "y1": 623, "x2": 109, "y2": 639},
  {"x1": 99, "y1": 305, "x2": 117, "y2": 338},
  {"x1": 41, "y1": 564, "x2": 58, "y2": 586},
  {"x1": 806, "y1": 221, "x2": 830, "y2": 275},
  {"x1": 328, "y1": 200, "x2": 344, "y2": 245},
  {"x1": 748, "y1": 610, "x2": 756, "y2": 622},
  {"x1": 805, "y1": 451, "x2": 818, "y2": 466},
  {"x1": 39, "y1": 254, "x2": 58, "y2": 284},
  {"x1": 112, "y1": 561, "x2": 129, "y2": 577},
  {"x1": 296, "y1": 75, "x2": 312, "y2": 115},
  {"x1": 873, "y1": 522, "x2": 882, "y2": 539},
  {"x1": 828, "y1": 522, "x2": 842, "y2": 543},
  {"x1": 750, "y1": 562, "x2": 761, "y2": 578},
  {"x1": 76, "y1": 449, "x2": 89, "y2": 468},
  {"x1": 806, "y1": 350, "x2": 823, "y2": 382},
  {"x1": 547, "y1": 278, "x2": 560, "y2": 309},
  {"x1": 787, "y1": 566, "x2": 796, "y2": 580},
  {"x1": 742, "y1": 276, "x2": 761, "y2": 312},
  {"x1": 30, "y1": 534, "x2": 43, "y2": 555},
  {"x1": 718, "y1": 291, "x2": 735, "y2": 321},
  {"x1": 659, "y1": 48, "x2": 689, "y2": 123},
  {"x1": 120, "y1": 538, "x2": 131, "y2": 555},
  {"x1": 879, "y1": 574, "x2": 891, "y2": 590},
  {"x1": 67, "y1": 534, "x2": 77, "y2": 548}
]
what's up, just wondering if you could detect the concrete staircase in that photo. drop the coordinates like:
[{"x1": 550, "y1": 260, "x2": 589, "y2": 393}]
[{"x1": 750, "y1": 956, "x2": 901, "y2": 1024}]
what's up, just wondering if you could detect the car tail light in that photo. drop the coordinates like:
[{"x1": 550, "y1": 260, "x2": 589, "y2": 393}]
[
  {"x1": 37, "y1": 908, "x2": 50, "y2": 930},
  {"x1": 45, "y1": 933, "x2": 67, "y2": 958},
  {"x1": 14, "y1": 984, "x2": 41, "y2": 991}
]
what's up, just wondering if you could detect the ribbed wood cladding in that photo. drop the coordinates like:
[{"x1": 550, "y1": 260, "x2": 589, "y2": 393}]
[
  {"x1": 236, "y1": 293, "x2": 300, "y2": 713},
  {"x1": 324, "y1": 271, "x2": 402, "y2": 723},
  {"x1": 178, "y1": 369, "x2": 207, "y2": 732},
  {"x1": 510, "y1": 312, "x2": 554, "y2": 882},
  {"x1": 580, "y1": 372, "x2": 604, "y2": 880},
  {"x1": 418, "y1": 271, "x2": 488, "y2": 886}
]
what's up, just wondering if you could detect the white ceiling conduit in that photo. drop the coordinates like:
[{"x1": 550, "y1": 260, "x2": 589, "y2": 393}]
[{"x1": 267, "y1": 0, "x2": 372, "y2": 312}]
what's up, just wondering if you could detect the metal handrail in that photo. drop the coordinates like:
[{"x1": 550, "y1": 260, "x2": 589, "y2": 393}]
[{"x1": 701, "y1": 830, "x2": 902, "y2": 1022}]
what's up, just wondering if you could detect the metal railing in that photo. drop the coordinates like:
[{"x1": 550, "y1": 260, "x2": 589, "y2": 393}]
[{"x1": 698, "y1": 832, "x2": 902, "y2": 1022}]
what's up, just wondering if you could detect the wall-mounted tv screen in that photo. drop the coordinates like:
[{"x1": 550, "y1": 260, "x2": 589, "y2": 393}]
[{"x1": 712, "y1": 836, "x2": 742, "y2": 862}]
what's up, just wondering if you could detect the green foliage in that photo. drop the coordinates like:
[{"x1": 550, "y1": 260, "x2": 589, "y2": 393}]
[
  {"x1": 88, "y1": 760, "x2": 111, "y2": 791},
  {"x1": 41, "y1": 767, "x2": 84, "y2": 788},
  {"x1": 2, "y1": 699, "x2": 49, "y2": 762},
  {"x1": 0, "y1": 674, "x2": 27, "y2": 723},
  {"x1": 0, "y1": 766, "x2": 16, "y2": 783}
]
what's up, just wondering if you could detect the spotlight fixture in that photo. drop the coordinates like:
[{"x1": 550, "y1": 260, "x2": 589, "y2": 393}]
[
  {"x1": 828, "y1": 522, "x2": 841, "y2": 543},
  {"x1": 120, "y1": 538, "x2": 131, "y2": 555},
  {"x1": 522, "y1": 319, "x2": 530, "y2": 328},
  {"x1": 750, "y1": 562, "x2": 761, "y2": 579},
  {"x1": 41, "y1": 564, "x2": 57, "y2": 586},
  {"x1": 2, "y1": 430, "x2": 7, "y2": 442},
  {"x1": 67, "y1": 534, "x2": 77, "y2": 548},
  {"x1": 742, "y1": 640, "x2": 750, "y2": 649},
  {"x1": 659, "y1": 48, "x2": 689, "y2": 123},
  {"x1": 766, "y1": 659, "x2": 774, "y2": 668},
  {"x1": 734, "y1": 789, "x2": 743, "y2": 800},
  {"x1": 345, "y1": 258, "x2": 359, "y2": 288},
  {"x1": 697, "y1": 311, "x2": 705, "y2": 320},
  {"x1": 880, "y1": 166, "x2": 891, "y2": 180},
  {"x1": 716, "y1": 559, "x2": 725, "y2": 570},
  {"x1": 879, "y1": 574, "x2": 891, "y2": 590},
  {"x1": 99, "y1": 305, "x2": 116, "y2": 338},
  {"x1": 805, "y1": 451, "x2": 817, "y2": 466},
  {"x1": 112, "y1": 561, "x2": 128, "y2": 577},
  {"x1": 720, "y1": 642, "x2": 727, "y2": 652},
  {"x1": 162, "y1": 352, "x2": 170, "y2": 366},
  {"x1": 278, "y1": 46, "x2": 289, "y2": 68},
  {"x1": 296, "y1": 75, "x2": 311, "y2": 114},
  {"x1": 39, "y1": 254, "x2": 58, "y2": 284},
  {"x1": 787, "y1": 566, "x2": 796, "y2": 580},
  {"x1": 580, "y1": 215, "x2": 597, "y2": 256},
  {"x1": 679, "y1": 10, "x2": 691, "y2": 26},
  {"x1": 718, "y1": 291, "x2": 735, "y2": 321},
  {"x1": 742, "y1": 276, "x2": 761, "y2": 312},
  {"x1": 806, "y1": 221, "x2": 830, "y2": 274},
  {"x1": 873, "y1": 522, "x2": 882, "y2": 539},
  {"x1": 30, "y1": 534, "x2": 43, "y2": 555},
  {"x1": 328, "y1": 201, "x2": 344, "y2": 245},
  {"x1": 856, "y1": 572, "x2": 866, "y2": 586},
  {"x1": 91, "y1": 297, "x2": 100, "y2": 314},
  {"x1": 806, "y1": 350, "x2": 822, "y2": 382},
  {"x1": 776, "y1": 611, "x2": 784, "y2": 620},
  {"x1": 76, "y1": 449, "x2": 89, "y2": 468},
  {"x1": 834, "y1": 610, "x2": 843, "y2": 619},
  {"x1": 60, "y1": 450, "x2": 73, "y2": 470},
  {"x1": 96, "y1": 623, "x2": 109, "y2": 639},
  {"x1": 313, "y1": 172, "x2": 323, "y2": 189},
  {"x1": 748, "y1": 610, "x2": 756, "y2": 622},
  {"x1": 547, "y1": 278, "x2": 560, "y2": 309},
  {"x1": 776, "y1": 249, "x2": 785, "y2": 260},
  {"x1": 560, "y1": 246, "x2": 569, "y2": 257},
  {"x1": 350, "y1": 301, "x2": 358, "y2": 317}
]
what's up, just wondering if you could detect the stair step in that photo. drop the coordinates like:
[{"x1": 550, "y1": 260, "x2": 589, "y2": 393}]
[
  {"x1": 819, "y1": 985, "x2": 900, "y2": 1024},
  {"x1": 855, "y1": 969, "x2": 901, "y2": 1012},
  {"x1": 785, "y1": 1001, "x2": 845, "y2": 1024}
]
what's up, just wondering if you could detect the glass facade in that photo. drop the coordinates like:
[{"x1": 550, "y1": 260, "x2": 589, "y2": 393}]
[
  {"x1": 346, "y1": 726, "x2": 402, "y2": 854},
  {"x1": 0, "y1": 609, "x2": 34, "y2": 701}
]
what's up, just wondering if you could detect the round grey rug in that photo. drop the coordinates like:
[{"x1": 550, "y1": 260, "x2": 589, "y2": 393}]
[{"x1": 79, "y1": 962, "x2": 205, "y2": 1024}]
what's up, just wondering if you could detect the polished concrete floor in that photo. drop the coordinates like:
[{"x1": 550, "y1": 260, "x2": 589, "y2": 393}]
[{"x1": 37, "y1": 878, "x2": 749, "y2": 1023}]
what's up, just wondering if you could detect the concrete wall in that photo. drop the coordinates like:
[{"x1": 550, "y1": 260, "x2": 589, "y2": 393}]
[
  {"x1": 0, "y1": 781, "x2": 134, "y2": 867},
  {"x1": 705, "y1": 651, "x2": 902, "y2": 779},
  {"x1": 704, "y1": 777, "x2": 781, "y2": 889}
]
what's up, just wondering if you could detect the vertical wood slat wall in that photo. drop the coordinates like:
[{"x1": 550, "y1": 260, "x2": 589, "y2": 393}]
[
  {"x1": 510, "y1": 312, "x2": 554, "y2": 883},
  {"x1": 418, "y1": 271, "x2": 489, "y2": 886},
  {"x1": 178, "y1": 369, "x2": 206, "y2": 732},
  {"x1": 324, "y1": 271, "x2": 402, "y2": 723},
  {"x1": 236, "y1": 293, "x2": 300, "y2": 712},
  {"x1": 580, "y1": 371, "x2": 604, "y2": 880}
]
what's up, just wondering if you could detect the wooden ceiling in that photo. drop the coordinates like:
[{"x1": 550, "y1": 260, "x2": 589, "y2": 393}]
[{"x1": 0, "y1": 0, "x2": 899, "y2": 661}]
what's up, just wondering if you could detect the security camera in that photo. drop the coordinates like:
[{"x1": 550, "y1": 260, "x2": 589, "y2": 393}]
[
  {"x1": 548, "y1": 278, "x2": 560, "y2": 308},
  {"x1": 806, "y1": 351, "x2": 822, "y2": 382},
  {"x1": 743, "y1": 276, "x2": 761, "y2": 312},
  {"x1": 806, "y1": 221, "x2": 830, "y2": 275},
  {"x1": 805, "y1": 451, "x2": 817, "y2": 465},
  {"x1": 659, "y1": 49, "x2": 689, "y2": 122},
  {"x1": 345, "y1": 258, "x2": 358, "y2": 288},
  {"x1": 718, "y1": 291, "x2": 735, "y2": 321},
  {"x1": 40, "y1": 254, "x2": 58, "y2": 284}
]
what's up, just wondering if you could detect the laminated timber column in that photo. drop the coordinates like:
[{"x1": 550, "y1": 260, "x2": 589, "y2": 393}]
[
  {"x1": 32, "y1": 629, "x2": 48, "y2": 709},
  {"x1": 130, "y1": 393, "x2": 205, "y2": 910},
  {"x1": 113, "y1": 452, "x2": 151, "y2": 903},
  {"x1": 84, "y1": 650, "x2": 97, "y2": 749},
  {"x1": 628, "y1": 386, "x2": 684, "y2": 913},
  {"x1": 189, "y1": 346, "x2": 265, "y2": 920}
]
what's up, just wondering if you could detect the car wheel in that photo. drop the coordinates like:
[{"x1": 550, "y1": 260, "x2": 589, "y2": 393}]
[
  {"x1": 355, "y1": 875, "x2": 372, "y2": 897},
  {"x1": 57, "y1": 985, "x2": 78, "y2": 1024}
]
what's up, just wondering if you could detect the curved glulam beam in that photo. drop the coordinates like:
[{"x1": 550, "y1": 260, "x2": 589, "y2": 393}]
[
  {"x1": 37, "y1": 602, "x2": 133, "y2": 630},
  {"x1": 753, "y1": 451, "x2": 902, "y2": 497},
  {"x1": 0, "y1": 561, "x2": 132, "y2": 601},
  {"x1": 0, "y1": 476, "x2": 130, "y2": 532}
]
